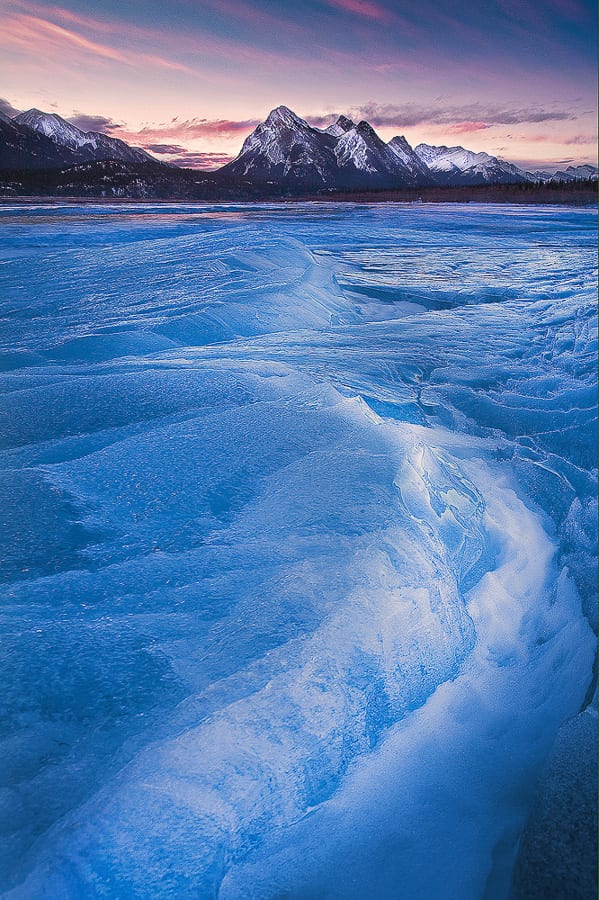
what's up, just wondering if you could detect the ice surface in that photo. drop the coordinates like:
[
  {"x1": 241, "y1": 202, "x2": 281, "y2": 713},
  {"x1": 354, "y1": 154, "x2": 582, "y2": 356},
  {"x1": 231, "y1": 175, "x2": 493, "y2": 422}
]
[{"x1": 0, "y1": 202, "x2": 596, "y2": 897}]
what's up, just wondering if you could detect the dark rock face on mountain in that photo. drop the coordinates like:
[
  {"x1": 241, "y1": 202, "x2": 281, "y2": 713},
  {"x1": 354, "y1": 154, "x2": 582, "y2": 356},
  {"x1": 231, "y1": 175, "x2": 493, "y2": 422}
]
[
  {"x1": 219, "y1": 107, "x2": 340, "y2": 188},
  {"x1": 324, "y1": 114, "x2": 355, "y2": 138},
  {"x1": 0, "y1": 116, "x2": 82, "y2": 169},
  {"x1": 219, "y1": 106, "x2": 435, "y2": 189}
]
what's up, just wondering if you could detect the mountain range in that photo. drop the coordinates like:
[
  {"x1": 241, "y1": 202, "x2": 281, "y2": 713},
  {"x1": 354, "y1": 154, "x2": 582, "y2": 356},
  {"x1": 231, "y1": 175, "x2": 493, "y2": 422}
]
[
  {"x1": 0, "y1": 104, "x2": 596, "y2": 195},
  {"x1": 219, "y1": 105, "x2": 541, "y2": 188}
]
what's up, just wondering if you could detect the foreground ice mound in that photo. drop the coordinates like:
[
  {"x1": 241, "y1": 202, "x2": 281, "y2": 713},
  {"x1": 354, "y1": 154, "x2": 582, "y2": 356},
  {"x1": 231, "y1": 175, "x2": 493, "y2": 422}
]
[{"x1": 0, "y1": 202, "x2": 596, "y2": 897}]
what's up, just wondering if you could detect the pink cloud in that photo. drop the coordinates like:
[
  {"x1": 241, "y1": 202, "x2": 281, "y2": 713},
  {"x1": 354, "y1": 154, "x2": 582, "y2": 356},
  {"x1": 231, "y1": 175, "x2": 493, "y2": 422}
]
[
  {"x1": 1, "y1": 10, "x2": 198, "y2": 74},
  {"x1": 4, "y1": 13, "x2": 125, "y2": 61},
  {"x1": 118, "y1": 118, "x2": 259, "y2": 146},
  {"x1": 445, "y1": 121, "x2": 491, "y2": 134},
  {"x1": 8, "y1": 0, "x2": 322, "y2": 71},
  {"x1": 170, "y1": 151, "x2": 234, "y2": 169},
  {"x1": 142, "y1": 144, "x2": 233, "y2": 169},
  {"x1": 518, "y1": 132, "x2": 598, "y2": 145},
  {"x1": 323, "y1": 0, "x2": 393, "y2": 23}
]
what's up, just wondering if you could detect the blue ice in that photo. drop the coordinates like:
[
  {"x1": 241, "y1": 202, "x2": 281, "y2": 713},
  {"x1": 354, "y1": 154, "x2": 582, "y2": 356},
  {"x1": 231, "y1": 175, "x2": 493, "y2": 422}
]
[{"x1": 0, "y1": 202, "x2": 596, "y2": 897}]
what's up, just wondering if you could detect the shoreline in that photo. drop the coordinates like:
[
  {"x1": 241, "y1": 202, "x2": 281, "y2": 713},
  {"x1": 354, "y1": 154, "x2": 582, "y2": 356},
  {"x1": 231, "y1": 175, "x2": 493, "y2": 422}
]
[{"x1": 0, "y1": 194, "x2": 597, "y2": 207}]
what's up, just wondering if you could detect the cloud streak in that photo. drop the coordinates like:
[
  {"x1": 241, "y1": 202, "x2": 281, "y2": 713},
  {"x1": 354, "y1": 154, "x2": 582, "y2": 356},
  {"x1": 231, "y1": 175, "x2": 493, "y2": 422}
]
[
  {"x1": 67, "y1": 112, "x2": 122, "y2": 133},
  {"x1": 1, "y1": 9, "x2": 198, "y2": 75},
  {"x1": 445, "y1": 121, "x2": 490, "y2": 134},
  {"x1": 165, "y1": 150, "x2": 234, "y2": 169},
  {"x1": 322, "y1": 0, "x2": 394, "y2": 23},
  {"x1": 122, "y1": 118, "x2": 261, "y2": 145},
  {"x1": 346, "y1": 101, "x2": 577, "y2": 129}
]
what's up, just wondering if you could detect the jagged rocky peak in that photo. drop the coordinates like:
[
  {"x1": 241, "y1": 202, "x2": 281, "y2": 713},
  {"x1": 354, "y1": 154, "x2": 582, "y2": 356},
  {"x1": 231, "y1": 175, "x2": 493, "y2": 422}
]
[
  {"x1": 387, "y1": 135, "x2": 432, "y2": 178},
  {"x1": 565, "y1": 164, "x2": 597, "y2": 178},
  {"x1": 264, "y1": 106, "x2": 311, "y2": 130},
  {"x1": 388, "y1": 135, "x2": 412, "y2": 153},
  {"x1": 14, "y1": 107, "x2": 45, "y2": 122},
  {"x1": 354, "y1": 120, "x2": 379, "y2": 138},
  {"x1": 223, "y1": 104, "x2": 339, "y2": 185},
  {"x1": 325, "y1": 115, "x2": 355, "y2": 137},
  {"x1": 16, "y1": 108, "x2": 98, "y2": 150},
  {"x1": 334, "y1": 119, "x2": 402, "y2": 178},
  {"x1": 414, "y1": 142, "x2": 453, "y2": 165}
]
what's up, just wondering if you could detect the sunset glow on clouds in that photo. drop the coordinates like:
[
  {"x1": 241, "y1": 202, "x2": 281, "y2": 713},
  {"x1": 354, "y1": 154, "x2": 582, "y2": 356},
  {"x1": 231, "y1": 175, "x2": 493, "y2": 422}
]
[{"x1": 1, "y1": 0, "x2": 596, "y2": 170}]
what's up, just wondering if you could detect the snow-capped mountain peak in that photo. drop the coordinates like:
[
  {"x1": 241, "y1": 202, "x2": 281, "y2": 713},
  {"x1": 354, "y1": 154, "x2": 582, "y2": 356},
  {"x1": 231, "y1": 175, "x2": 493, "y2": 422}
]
[
  {"x1": 15, "y1": 109, "x2": 89, "y2": 150},
  {"x1": 334, "y1": 123, "x2": 381, "y2": 174},
  {"x1": 414, "y1": 142, "x2": 493, "y2": 172},
  {"x1": 414, "y1": 141, "x2": 533, "y2": 184},
  {"x1": 223, "y1": 105, "x2": 339, "y2": 185},
  {"x1": 264, "y1": 105, "x2": 311, "y2": 130},
  {"x1": 13, "y1": 108, "x2": 153, "y2": 164}
]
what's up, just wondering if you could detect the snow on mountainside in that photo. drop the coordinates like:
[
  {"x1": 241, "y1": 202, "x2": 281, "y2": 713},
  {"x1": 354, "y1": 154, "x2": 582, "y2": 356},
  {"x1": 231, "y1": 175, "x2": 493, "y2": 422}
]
[
  {"x1": 221, "y1": 106, "x2": 340, "y2": 186},
  {"x1": 537, "y1": 164, "x2": 598, "y2": 183},
  {"x1": 564, "y1": 164, "x2": 598, "y2": 179},
  {"x1": 221, "y1": 107, "x2": 433, "y2": 188},
  {"x1": 414, "y1": 142, "x2": 532, "y2": 184},
  {"x1": 324, "y1": 115, "x2": 356, "y2": 138},
  {"x1": 387, "y1": 135, "x2": 431, "y2": 181},
  {"x1": 334, "y1": 121, "x2": 401, "y2": 177},
  {"x1": 0, "y1": 115, "x2": 83, "y2": 170},
  {"x1": 14, "y1": 109, "x2": 153, "y2": 164}
]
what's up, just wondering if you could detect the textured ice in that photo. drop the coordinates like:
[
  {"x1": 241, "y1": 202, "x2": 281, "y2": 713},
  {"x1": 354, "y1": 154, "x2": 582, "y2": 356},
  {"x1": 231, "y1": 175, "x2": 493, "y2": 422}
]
[{"x1": 0, "y1": 202, "x2": 596, "y2": 898}]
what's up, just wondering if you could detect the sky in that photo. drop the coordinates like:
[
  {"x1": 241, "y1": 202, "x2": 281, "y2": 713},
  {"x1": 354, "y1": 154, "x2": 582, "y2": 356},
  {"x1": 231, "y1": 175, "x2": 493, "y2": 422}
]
[{"x1": 1, "y1": 0, "x2": 597, "y2": 171}]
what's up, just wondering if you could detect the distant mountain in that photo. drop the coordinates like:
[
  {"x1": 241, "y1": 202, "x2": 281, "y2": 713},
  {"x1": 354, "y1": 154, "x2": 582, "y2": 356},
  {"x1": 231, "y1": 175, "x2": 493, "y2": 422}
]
[
  {"x1": 14, "y1": 109, "x2": 153, "y2": 165},
  {"x1": 532, "y1": 164, "x2": 598, "y2": 183},
  {"x1": 414, "y1": 143, "x2": 532, "y2": 185}
]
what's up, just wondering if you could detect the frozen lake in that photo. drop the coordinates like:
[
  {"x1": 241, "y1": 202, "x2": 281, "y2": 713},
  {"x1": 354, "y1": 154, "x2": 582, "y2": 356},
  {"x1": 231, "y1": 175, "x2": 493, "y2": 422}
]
[{"x1": 0, "y1": 202, "x2": 596, "y2": 897}]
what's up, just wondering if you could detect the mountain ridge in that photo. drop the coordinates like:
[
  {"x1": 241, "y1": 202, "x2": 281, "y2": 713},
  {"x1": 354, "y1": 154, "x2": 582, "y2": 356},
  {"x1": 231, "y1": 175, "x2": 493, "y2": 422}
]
[
  {"x1": 14, "y1": 109, "x2": 153, "y2": 165},
  {"x1": 0, "y1": 103, "x2": 596, "y2": 195}
]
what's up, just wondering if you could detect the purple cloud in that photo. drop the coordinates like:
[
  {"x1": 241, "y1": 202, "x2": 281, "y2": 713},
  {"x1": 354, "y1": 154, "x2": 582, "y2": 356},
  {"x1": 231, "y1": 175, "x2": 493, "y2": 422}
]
[
  {"x1": 135, "y1": 118, "x2": 260, "y2": 141},
  {"x1": 67, "y1": 112, "x2": 123, "y2": 133},
  {"x1": 344, "y1": 101, "x2": 577, "y2": 128},
  {"x1": 169, "y1": 150, "x2": 234, "y2": 169}
]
